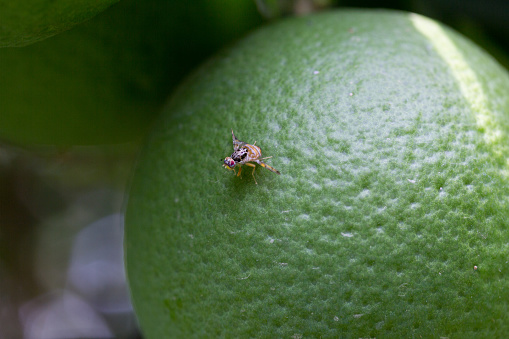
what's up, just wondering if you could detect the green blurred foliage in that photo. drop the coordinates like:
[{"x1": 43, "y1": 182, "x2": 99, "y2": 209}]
[
  {"x1": 0, "y1": 0, "x2": 118, "y2": 47},
  {"x1": 0, "y1": 0, "x2": 262, "y2": 145}
]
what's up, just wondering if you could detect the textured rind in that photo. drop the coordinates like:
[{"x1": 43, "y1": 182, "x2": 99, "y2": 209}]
[{"x1": 125, "y1": 10, "x2": 509, "y2": 338}]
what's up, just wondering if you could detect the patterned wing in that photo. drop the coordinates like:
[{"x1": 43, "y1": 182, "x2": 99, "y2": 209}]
[{"x1": 231, "y1": 129, "x2": 246, "y2": 151}]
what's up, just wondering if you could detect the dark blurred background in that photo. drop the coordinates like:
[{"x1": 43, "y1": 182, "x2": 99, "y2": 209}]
[{"x1": 1, "y1": 0, "x2": 509, "y2": 338}]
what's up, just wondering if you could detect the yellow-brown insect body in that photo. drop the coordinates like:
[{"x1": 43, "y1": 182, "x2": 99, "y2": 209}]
[{"x1": 222, "y1": 129, "x2": 280, "y2": 184}]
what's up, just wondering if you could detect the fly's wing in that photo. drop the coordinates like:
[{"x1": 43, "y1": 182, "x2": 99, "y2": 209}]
[{"x1": 232, "y1": 129, "x2": 246, "y2": 151}]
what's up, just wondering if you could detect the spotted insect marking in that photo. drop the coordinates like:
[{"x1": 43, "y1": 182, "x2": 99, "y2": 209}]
[
  {"x1": 232, "y1": 148, "x2": 249, "y2": 162},
  {"x1": 222, "y1": 129, "x2": 280, "y2": 184}
]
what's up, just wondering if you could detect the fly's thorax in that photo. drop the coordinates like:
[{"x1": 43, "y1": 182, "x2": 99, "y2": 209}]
[{"x1": 231, "y1": 144, "x2": 261, "y2": 164}]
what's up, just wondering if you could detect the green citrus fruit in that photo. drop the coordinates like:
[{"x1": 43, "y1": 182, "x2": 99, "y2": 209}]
[
  {"x1": 0, "y1": 0, "x2": 261, "y2": 145},
  {"x1": 125, "y1": 10, "x2": 509, "y2": 337}
]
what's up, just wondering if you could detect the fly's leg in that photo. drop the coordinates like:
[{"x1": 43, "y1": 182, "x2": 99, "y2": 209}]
[
  {"x1": 237, "y1": 166, "x2": 242, "y2": 178},
  {"x1": 256, "y1": 160, "x2": 281, "y2": 175},
  {"x1": 244, "y1": 162, "x2": 258, "y2": 184}
]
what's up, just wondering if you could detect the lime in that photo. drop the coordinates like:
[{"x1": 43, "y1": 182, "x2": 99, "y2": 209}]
[{"x1": 125, "y1": 10, "x2": 509, "y2": 337}]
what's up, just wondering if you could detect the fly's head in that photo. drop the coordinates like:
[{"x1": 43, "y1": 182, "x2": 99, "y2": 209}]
[{"x1": 222, "y1": 156, "x2": 236, "y2": 170}]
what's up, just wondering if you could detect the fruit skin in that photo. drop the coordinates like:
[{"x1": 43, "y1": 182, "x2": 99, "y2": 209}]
[{"x1": 125, "y1": 10, "x2": 509, "y2": 338}]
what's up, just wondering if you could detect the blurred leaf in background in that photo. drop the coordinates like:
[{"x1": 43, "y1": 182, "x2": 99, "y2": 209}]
[
  {"x1": 0, "y1": 0, "x2": 263, "y2": 145},
  {"x1": 0, "y1": 0, "x2": 118, "y2": 47}
]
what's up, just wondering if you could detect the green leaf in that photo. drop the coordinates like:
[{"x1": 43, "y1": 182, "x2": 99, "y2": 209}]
[
  {"x1": 0, "y1": 0, "x2": 118, "y2": 47},
  {"x1": 0, "y1": 0, "x2": 262, "y2": 145}
]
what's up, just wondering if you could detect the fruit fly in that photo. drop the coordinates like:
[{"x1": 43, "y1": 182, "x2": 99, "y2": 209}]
[{"x1": 222, "y1": 129, "x2": 280, "y2": 184}]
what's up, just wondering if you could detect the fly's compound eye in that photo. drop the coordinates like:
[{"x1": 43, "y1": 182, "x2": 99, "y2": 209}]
[{"x1": 224, "y1": 158, "x2": 235, "y2": 168}]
